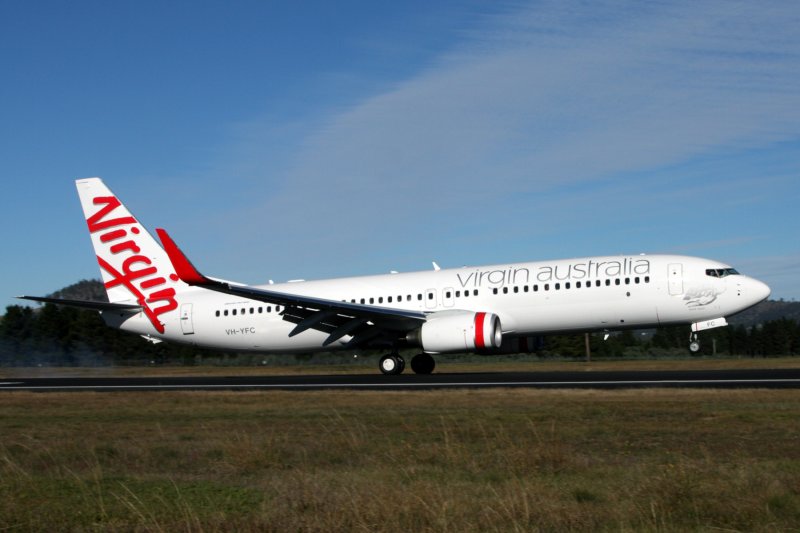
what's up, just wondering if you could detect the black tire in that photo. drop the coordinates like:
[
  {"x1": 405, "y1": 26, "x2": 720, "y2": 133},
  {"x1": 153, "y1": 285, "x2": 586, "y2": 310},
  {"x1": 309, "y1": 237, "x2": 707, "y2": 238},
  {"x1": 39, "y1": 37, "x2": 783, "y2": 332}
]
[{"x1": 410, "y1": 353, "x2": 435, "y2": 374}]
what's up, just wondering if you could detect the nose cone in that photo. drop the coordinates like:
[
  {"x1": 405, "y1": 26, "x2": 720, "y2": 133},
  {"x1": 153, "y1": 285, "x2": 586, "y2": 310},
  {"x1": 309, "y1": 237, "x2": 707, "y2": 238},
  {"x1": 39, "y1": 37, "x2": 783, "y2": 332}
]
[{"x1": 749, "y1": 278, "x2": 771, "y2": 304}]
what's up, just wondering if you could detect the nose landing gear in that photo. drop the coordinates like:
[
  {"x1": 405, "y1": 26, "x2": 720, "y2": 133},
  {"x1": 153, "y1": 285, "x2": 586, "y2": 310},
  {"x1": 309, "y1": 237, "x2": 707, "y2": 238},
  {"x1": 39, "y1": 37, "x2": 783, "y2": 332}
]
[{"x1": 689, "y1": 332, "x2": 701, "y2": 353}]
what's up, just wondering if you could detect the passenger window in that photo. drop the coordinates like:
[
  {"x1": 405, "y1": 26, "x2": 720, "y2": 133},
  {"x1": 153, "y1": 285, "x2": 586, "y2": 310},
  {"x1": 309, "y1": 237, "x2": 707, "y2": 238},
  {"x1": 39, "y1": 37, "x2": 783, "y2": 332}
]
[
  {"x1": 370, "y1": 298, "x2": 374, "y2": 304},
  {"x1": 625, "y1": 278, "x2": 630, "y2": 285},
  {"x1": 224, "y1": 310, "x2": 229, "y2": 316},
  {"x1": 215, "y1": 310, "x2": 220, "y2": 317},
  {"x1": 250, "y1": 308, "x2": 254, "y2": 314},
  {"x1": 576, "y1": 282, "x2": 581, "y2": 288},
  {"x1": 388, "y1": 296, "x2": 392, "y2": 303},
  {"x1": 555, "y1": 283, "x2": 560, "y2": 290},
  {"x1": 533, "y1": 285, "x2": 538, "y2": 292},
  {"x1": 267, "y1": 306, "x2": 272, "y2": 313},
  {"x1": 493, "y1": 288, "x2": 498, "y2": 295},
  {"x1": 378, "y1": 297, "x2": 383, "y2": 304},
  {"x1": 565, "y1": 282, "x2": 570, "y2": 289},
  {"x1": 634, "y1": 277, "x2": 639, "y2": 284},
  {"x1": 473, "y1": 290, "x2": 478, "y2": 296},
  {"x1": 464, "y1": 291, "x2": 469, "y2": 298},
  {"x1": 503, "y1": 287, "x2": 508, "y2": 294},
  {"x1": 615, "y1": 279, "x2": 620, "y2": 286},
  {"x1": 545, "y1": 284, "x2": 550, "y2": 291},
  {"x1": 645, "y1": 276, "x2": 650, "y2": 283},
  {"x1": 232, "y1": 309, "x2": 237, "y2": 316},
  {"x1": 605, "y1": 280, "x2": 611, "y2": 286},
  {"x1": 418, "y1": 294, "x2": 422, "y2": 301}
]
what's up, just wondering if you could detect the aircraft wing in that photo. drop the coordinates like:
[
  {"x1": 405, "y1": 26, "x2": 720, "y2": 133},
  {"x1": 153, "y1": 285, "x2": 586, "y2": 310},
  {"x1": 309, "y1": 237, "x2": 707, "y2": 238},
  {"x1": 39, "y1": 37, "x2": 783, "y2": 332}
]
[{"x1": 156, "y1": 229, "x2": 427, "y2": 347}]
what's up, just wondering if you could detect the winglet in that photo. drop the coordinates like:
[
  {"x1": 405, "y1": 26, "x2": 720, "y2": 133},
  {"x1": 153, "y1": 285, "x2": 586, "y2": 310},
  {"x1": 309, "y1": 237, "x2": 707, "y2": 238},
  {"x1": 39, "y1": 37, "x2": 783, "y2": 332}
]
[{"x1": 156, "y1": 228, "x2": 209, "y2": 285}]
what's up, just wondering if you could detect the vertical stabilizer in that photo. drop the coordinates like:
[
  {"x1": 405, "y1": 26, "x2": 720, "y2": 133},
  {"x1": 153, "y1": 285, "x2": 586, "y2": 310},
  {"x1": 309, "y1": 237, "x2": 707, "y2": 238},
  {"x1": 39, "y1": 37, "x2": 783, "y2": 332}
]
[{"x1": 75, "y1": 177, "x2": 185, "y2": 333}]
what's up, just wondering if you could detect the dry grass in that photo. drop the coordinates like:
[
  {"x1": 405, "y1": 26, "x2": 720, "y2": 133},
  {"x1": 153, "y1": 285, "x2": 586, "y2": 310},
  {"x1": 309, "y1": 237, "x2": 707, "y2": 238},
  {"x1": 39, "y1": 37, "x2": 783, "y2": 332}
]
[{"x1": 1, "y1": 388, "x2": 799, "y2": 531}]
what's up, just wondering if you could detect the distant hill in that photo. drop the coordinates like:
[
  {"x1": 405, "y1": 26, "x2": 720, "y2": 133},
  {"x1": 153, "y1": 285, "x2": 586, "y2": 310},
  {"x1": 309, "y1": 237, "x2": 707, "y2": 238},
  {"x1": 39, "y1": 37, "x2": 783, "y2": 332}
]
[
  {"x1": 48, "y1": 279, "x2": 108, "y2": 302},
  {"x1": 728, "y1": 299, "x2": 800, "y2": 326}
]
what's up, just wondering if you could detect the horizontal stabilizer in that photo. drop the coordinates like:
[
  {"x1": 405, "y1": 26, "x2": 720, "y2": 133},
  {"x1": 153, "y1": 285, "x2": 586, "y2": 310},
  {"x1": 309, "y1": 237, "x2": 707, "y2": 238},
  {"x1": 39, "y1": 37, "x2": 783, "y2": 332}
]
[{"x1": 17, "y1": 295, "x2": 142, "y2": 312}]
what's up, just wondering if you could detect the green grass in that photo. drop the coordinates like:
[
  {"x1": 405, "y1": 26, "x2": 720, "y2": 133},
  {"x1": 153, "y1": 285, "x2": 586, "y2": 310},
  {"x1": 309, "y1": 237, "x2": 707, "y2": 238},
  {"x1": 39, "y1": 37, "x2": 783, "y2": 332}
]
[{"x1": 1, "y1": 388, "x2": 799, "y2": 531}]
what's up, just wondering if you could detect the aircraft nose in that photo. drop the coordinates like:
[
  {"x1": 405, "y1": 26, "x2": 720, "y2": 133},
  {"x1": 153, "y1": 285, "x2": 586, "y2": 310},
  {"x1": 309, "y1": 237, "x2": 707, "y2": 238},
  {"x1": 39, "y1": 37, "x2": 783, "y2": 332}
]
[{"x1": 749, "y1": 278, "x2": 771, "y2": 303}]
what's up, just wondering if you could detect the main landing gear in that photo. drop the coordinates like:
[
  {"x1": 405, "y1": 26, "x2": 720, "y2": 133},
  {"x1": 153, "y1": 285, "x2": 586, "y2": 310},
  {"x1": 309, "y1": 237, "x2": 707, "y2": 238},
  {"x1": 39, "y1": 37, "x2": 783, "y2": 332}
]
[
  {"x1": 378, "y1": 353, "x2": 436, "y2": 375},
  {"x1": 379, "y1": 354, "x2": 405, "y2": 375}
]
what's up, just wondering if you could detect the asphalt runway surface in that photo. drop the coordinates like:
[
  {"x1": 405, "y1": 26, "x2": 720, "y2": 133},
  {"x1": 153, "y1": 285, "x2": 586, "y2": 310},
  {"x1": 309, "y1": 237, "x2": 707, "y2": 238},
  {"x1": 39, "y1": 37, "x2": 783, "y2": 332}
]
[{"x1": 1, "y1": 368, "x2": 799, "y2": 392}]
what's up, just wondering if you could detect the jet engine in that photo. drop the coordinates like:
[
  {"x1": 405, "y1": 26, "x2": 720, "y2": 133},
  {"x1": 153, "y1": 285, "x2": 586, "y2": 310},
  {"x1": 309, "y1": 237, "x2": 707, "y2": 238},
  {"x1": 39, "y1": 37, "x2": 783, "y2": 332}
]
[{"x1": 407, "y1": 310, "x2": 502, "y2": 353}]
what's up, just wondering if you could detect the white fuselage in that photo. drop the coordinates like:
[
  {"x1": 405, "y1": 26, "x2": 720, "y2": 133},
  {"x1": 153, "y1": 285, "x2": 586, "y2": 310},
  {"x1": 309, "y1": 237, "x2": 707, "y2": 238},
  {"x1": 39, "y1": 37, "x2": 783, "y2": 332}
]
[{"x1": 104, "y1": 254, "x2": 770, "y2": 353}]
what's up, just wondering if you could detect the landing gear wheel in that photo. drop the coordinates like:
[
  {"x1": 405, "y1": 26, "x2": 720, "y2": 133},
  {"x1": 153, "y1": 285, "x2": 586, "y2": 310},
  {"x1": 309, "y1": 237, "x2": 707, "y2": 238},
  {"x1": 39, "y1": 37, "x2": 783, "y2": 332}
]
[
  {"x1": 379, "y1": 354, "x2": 404, "y2": 375},
  {"x1": 689, "y1": 332, "x2": 700, "y2": 353},
  {"x1": 410, "y1": 353, "x2": 436, "y2": 375}
]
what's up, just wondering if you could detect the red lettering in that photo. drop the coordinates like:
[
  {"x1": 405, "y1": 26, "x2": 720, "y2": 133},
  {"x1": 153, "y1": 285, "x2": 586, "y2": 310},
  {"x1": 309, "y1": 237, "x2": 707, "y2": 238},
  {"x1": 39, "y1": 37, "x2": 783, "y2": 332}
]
[
  {"x1": 100, "y1": 229, "x2": 127, "y2": 242},
  {"x1": 91, "y1": 196, "x2": 180, "y2": 334},
  {"x1": 147, "y1": 288, "x2": 178, "y2": 320},
  {"x1": 97, "y1": 256, "x2": 170, "y2": 334},
  {"x1": 140, "y1": 276, "x2": 166, "y2": 290},
  {"x1": 87, "y1": 196, "x2": 136, "y2": 233},
  {"x1": 110, "y1": 240, "x2": 142, "y2": 255}
]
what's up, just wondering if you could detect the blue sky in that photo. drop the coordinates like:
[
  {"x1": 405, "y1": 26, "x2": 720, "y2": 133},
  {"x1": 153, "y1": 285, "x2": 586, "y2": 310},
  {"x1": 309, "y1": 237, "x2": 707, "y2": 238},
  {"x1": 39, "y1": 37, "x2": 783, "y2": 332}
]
[{"x1": 2, "y1": 0, "x2": 799, "y2": 311}]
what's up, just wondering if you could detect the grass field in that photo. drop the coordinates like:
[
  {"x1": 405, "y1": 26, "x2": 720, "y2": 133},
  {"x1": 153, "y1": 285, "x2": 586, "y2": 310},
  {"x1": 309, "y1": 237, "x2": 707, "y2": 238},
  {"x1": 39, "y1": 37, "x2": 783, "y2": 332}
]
[{"x1": 1, "y1": 386, "x2": 799, "y2": 531}]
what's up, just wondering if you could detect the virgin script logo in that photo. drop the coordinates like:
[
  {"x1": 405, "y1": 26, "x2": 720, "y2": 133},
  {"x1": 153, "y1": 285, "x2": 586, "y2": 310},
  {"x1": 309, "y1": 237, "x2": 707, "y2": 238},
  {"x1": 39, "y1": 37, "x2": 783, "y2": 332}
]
[{"x1": 87, "y1": 196, "x2": 178, "y2": 333}]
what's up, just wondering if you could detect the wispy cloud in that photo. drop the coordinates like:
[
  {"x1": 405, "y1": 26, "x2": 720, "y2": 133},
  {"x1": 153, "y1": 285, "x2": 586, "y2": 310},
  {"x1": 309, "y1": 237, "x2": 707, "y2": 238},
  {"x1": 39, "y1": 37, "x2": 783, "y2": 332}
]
[{"x1": 206, "y1": 0, "x2": 800, "y2": 287}]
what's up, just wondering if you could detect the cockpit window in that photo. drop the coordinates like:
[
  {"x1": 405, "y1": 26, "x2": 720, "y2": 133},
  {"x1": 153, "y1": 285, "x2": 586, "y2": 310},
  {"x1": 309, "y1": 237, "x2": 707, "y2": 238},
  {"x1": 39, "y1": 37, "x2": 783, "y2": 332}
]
[{"x1": 705, "y1": 268, "x2": 740, "y2": 278}]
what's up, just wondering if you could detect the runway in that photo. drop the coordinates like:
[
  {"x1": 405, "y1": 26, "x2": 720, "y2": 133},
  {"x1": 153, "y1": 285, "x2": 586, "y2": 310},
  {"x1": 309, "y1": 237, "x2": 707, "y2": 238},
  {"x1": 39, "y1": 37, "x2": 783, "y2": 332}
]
[{"x1": 1, "y1": 368, "x2": 799, "y2": 392}]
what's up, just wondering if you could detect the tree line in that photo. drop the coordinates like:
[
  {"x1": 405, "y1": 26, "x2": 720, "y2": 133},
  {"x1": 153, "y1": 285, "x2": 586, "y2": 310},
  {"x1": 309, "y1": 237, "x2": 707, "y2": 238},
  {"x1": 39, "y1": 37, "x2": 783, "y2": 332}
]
[{"x1": 1, "y1": 303, "x2": 798, "y2": 366}]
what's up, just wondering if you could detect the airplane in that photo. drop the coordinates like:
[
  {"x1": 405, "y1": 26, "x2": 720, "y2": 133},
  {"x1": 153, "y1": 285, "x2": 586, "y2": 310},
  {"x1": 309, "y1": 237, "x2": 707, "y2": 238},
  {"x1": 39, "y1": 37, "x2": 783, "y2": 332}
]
[{"x1": 19, "y1": 177, "x2": 771, "y2": 375}]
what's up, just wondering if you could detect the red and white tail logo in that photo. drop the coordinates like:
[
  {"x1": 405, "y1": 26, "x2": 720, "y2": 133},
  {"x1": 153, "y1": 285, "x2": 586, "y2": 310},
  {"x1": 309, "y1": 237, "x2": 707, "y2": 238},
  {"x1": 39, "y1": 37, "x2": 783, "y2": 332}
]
[{"x1": 76, "y1": 178, "x2": 184, "y2": 333}]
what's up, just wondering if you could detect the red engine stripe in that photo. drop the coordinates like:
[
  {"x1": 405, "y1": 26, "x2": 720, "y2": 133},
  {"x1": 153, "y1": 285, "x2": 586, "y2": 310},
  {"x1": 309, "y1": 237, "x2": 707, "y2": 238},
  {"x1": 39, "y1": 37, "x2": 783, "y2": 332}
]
[{"x1": 474, "y1": 312, "x2": 486, "y2": 349}]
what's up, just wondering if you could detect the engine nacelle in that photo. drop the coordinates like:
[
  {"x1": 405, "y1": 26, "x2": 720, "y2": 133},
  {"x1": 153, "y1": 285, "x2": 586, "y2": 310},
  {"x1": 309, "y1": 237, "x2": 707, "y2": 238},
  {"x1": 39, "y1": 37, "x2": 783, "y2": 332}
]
[{"x1": 408, "y1": 311, "x2": 502, "y2": 353}]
